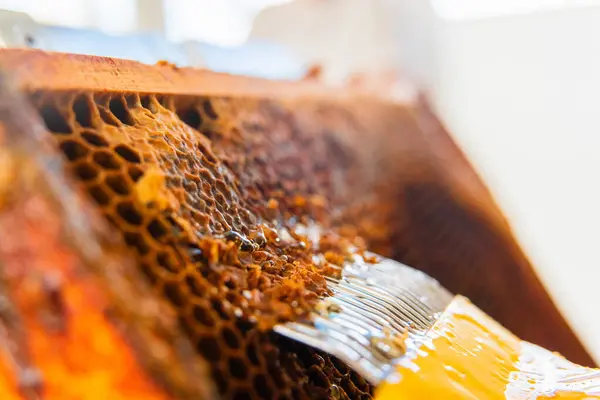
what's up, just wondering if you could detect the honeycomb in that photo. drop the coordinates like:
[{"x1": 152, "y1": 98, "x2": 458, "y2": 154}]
[{"x1": 29, "y1": 91, "x2": 391, "y2": 399}]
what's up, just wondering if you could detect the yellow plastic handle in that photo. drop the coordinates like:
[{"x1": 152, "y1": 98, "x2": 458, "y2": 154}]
[{"x1": 375, "y1": 296, "x2": 600, "y2": 400}]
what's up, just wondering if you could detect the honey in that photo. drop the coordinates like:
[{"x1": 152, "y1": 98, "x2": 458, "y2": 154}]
[{"x1": 377, "y1": 297, "x2": 600, "y2": 399}]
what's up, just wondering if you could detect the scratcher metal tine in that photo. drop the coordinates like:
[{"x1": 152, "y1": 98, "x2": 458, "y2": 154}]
[{"x1": 275, "y1": 252, "x2": 453, "y2": 385}]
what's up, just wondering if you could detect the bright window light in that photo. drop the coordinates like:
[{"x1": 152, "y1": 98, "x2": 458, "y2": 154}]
[{"x1": 432, "y1": 0, "x2": 600, "y2": 20}]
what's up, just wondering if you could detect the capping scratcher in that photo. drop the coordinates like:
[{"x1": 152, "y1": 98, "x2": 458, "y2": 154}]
[{"x1": 276, "y1": 252, "x2": 600, "y2": 399}]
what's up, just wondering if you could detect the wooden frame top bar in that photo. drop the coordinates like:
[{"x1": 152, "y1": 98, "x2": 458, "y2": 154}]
[{"x1": 0, "y1": 49, "x2": 376, "y2": 100}]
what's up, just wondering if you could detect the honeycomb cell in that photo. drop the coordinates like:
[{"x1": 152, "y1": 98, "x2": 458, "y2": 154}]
[
  {"x1": 192, "y1": 302, "x2": 217, "y2": 327},
  {"x1": 114, "y1": 144, "x2": 142, "y2": 163},
  {"x1": 93, "y1": 149, "x2": 122, "y2": 170},
  {"x1": 124, "y1": 93, "x2": 138, "y2": 109},
  {"x1": 97, "y1": 106, "x2": 120, "y2": 126},
  {"x1": 222, "y1": 326, "x2": 242, "y2": 350},
  {"x1": 59, "y1": 139, "x2": 89, "y2": 161},
  {"x1": 72, "y1": 94, "x2": 94, "y2": 128},
  {"x1": 177, "y1": 106, "x2": 203, "y2": 130},
  {"x1": 39, "y1": 103, "x2": 71, "y2": 134},
  {"x1": 185, "y1": 273, "x2": 208, "y2": 297},
  {"x1": 155, "y1": 95, "x2": 168, "y2": 108},
  {"x1": 228, "y1": 356, "x2": 249, "y2": 380},
  {"x1": 163, "y1": 281, "x2": 189, "y2": 307},
  {"x1": 72, "y1": 161, "x2": 99, "y2": 181},
  {"x1": 147, "y1": 218, "x2": 169, "y2": 241},
  {"x1": 123, "y1": 231, "x2": 151, "y2": 256},
  {"x1": 81, "y1": 131, "x2": 109, "y2": 147},
  {"x1": 156, "y1": 251, "x2": 184, "y2": 276},
  {"x1": 116, "y1": 201, "x2": 144, "y2": 226},
  {"x1": 105, "y1": 173, "x2": 130, "y2": 195},
  {"x1": 109, "y1": 96, "x2": 134, "y2": 126},
  {"x1": 197, "y1": 336, "x2": 222, "y2": 362},
  {"x1": 245, "y1": 340, "x2": 262, "y2": 367},
  {"x1": 88, "y1": 183, "x2": 112, "y2": 207},
  {"x1": 140, "y1": 95, "x2": 155, "y2": 113},
  {"x1": 211, "y1": 296, "x2": 232, "y2": 321}
]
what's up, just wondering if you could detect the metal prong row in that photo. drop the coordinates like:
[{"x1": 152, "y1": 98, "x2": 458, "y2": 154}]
[{"x1": 275, "y1": 253, "x2": 453, "y2": 384}]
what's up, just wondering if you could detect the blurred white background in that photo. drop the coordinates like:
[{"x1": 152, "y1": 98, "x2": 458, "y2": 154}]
[
  {"x1": 0, "y1": 0, "x2": 598, "y2": 361},
  {"x1": 0, "y1": 0, "x2": 290, "y2": 43}
]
